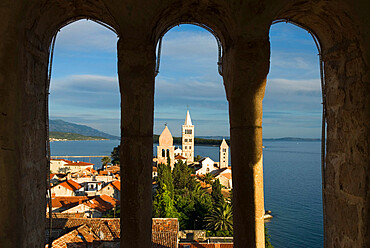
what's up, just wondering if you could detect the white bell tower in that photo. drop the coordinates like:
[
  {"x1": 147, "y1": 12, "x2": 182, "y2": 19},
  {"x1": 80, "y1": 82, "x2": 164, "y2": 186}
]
[{"x1": 182, "y1": 110, "x2": 194, "y2": 163}]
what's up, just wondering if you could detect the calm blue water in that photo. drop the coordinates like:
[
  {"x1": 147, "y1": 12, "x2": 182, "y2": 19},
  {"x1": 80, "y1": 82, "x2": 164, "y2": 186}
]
[{"x1": 50, "y1": 140, "x2": 323, "y2": 247}]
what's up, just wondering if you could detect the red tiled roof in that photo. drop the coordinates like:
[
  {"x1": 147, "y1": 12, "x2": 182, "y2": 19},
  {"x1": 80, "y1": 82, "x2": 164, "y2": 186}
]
[
  {"x1": 55, "y1": 180, "x2": 82, "y2": 191},
  {"x1": 175, "y1": 155, "x2": 187, "y2": 160},
  {"x1": 83, "y1": 197, "x2": 113, "y2": 213},
  {"x1": 49, "y1": 196, "x2": 91, "y2": 209},
  {"x1": 152, "y1": 218, "x2": 178, "y2": 248},
  {"x1": 112, "y1": 180, "x2": 120, "y2": 191},
  {"x1": 220, "y1": 172, "x2": 232, "y2": 180},
  {"x1": 46, "y1": 224, "x2": 98, "y2": 248},
  {"x1": 47, "y1": 218, "x2": 179, "y2": 247},
  {"x1": 97, "y1": 195, "x2": 120, "y2": 207}
]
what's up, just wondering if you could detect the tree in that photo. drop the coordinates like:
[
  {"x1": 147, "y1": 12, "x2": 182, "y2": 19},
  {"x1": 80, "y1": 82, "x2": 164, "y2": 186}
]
[
  {"x1": 205, "y1": 202, "x2": 233, "y2": 234},
  {"x1": 153, "y1": 184, "x2": 178, "y2": 218},
  {"x1": 153, "y1": 163, "x2": 177, "y2": 217},
  {"x1": 203, "y1": 173, "x2": 215, "y2": 185},
  {"x1": 211, "y1": 179, "x2": 224, "y2": 207},
  {"x1": 101, "y1": 156, "x2": 111, "y2": 170},
  {"x1": 111, "y1": 145, "x2": 120, "y2": 164},
  {"x1": 172, "y1": 160, "x2": 196, "y2": 191},
  {"x1": 194, "y1": 155, "x2": 202, "y2": 162}
]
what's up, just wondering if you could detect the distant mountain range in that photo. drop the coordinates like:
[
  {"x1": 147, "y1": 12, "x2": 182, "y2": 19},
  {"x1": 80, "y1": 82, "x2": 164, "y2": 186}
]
[
  {"x1": 49, "y1": 120, "x2": 119, "y2": 140},
  {"x1": 50, "y1": 120, "x2": 320, "y2": 142}
]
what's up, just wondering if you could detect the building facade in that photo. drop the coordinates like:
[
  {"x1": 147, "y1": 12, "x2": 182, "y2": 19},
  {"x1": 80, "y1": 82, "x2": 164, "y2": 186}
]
[{"x1": 157, "y1": 125, "x2": 175, "y2": 168}]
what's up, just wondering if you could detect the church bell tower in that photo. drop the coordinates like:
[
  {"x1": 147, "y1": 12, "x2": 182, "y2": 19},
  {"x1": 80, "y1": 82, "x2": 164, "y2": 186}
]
[{"x1": 182, "y1": 110, "x2": 194, "y2": 163}]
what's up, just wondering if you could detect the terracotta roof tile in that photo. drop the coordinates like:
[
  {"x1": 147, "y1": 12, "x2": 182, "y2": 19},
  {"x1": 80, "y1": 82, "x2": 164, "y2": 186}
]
[
  {"x1": 54, "y1": 180, "x2": 82, "y2": 191},
  {"x1": 175, "y1": 155, "x2": 187, "y2": 160},
  {"x1": 98, "y1": 195, "x2": 120, "y2": 207},
  {"x1": 112, "y1": 180, "x2": 120, "y2": 191},
  {"x1": 83, "y1": 198, "x2": 113, "y2": 213},
  {"x1": 47, "y1": 218, "x2": 179, "y2": 247},
  {"x1": 46, "y1": 224, "x2": 99, "y2": 248},
  {"x1": 49, "y1": 196, "x2": 91, "y2": 209}
]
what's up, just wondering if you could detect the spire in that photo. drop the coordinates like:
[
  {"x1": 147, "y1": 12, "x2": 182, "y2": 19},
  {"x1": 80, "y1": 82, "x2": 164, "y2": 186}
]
[
  {"x1": 221, "y1": 138, "x2": 228, "y2": 147},
  {"x1": 159, "y1": 125, "x2": 173, "y2": 146},
  {"x1": 184, "y1": 110, "x2": 192, "y2": 126}
]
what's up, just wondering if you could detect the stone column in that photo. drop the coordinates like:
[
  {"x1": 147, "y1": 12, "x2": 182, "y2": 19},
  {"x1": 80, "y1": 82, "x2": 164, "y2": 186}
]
[
  {"x1": 118, "y1": 37, "x2": 155, "y2": 247},
  {"x1": 223, "y1": 37, "x2": 270, "y2": 248},
  {"x1": 0, "y1": 30, "x2": 48, "y2": 247}
]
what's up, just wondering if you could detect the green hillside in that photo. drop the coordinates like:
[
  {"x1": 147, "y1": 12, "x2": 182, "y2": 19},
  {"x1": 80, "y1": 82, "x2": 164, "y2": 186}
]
[{"x1": 49, "y1": 132, "x2": 108, "y2": 141}]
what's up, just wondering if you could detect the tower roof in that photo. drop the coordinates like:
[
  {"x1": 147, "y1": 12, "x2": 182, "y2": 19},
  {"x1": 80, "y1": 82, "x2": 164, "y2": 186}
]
[
  {"x1": 221, "y1": 138, "x2": 228, "y2": 147},
  {"x1": 184, "y1": 110, "x2": 192, "y2": 126},
  {"x1": 159, "y1": 125, "x2": 173, "y2": 146}
]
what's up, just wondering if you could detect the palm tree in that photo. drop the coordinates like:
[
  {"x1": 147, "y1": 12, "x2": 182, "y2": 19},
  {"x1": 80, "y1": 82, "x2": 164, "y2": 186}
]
[
  {"x1": 205, "y1": 202, "x2": 233, "y2": 232},
  {"x1": 101, "y1": 156, "x2": 111, "y2": 170}
]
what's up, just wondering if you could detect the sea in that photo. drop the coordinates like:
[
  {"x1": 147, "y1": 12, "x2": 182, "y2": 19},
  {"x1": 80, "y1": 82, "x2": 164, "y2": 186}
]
[{"x1": 50, "y1": 139, "x2": 323, "y2": 248}]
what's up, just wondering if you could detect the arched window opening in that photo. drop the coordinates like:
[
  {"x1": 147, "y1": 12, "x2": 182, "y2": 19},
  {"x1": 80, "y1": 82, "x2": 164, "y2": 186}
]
[
  {"x1": 153, "y1": 24, "x2": 232, "y2": 241},
  {"x1": 263, "y1": 21, "x2": 325, "y2": 247},
  {"x1": 46, "y1": 19, "x2": 120, "y2": 246}
]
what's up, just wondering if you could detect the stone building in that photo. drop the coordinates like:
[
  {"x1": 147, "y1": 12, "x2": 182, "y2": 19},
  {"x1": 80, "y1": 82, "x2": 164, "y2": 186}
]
[
  {"x1": 0, "y1": 1, "x2": 368, "y2": 248},
  {"x1": 157, "y1": 125, "x2": 175, "y2": 168},
  {"x1": 182, "y1": 110, "x2": 195, "y2": 163},
  {"x1": 219, "y1": 139, "x2": 229, "y2": 169}
]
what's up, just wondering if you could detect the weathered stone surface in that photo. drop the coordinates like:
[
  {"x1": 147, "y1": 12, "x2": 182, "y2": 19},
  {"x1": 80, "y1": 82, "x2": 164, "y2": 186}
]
[{"x1": 0, "y1": 0, "x2": 369, "y2": 247}]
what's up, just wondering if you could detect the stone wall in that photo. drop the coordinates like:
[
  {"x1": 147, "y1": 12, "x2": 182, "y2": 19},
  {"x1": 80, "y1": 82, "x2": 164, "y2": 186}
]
[{"x1": 0, "y1": 0, "x2": 368, "y2": 247}]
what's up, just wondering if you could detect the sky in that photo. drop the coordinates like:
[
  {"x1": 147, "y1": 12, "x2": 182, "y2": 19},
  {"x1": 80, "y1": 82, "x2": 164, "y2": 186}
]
[{"x1": 49, "y1": 20, "x2": 322, "y2": 138}]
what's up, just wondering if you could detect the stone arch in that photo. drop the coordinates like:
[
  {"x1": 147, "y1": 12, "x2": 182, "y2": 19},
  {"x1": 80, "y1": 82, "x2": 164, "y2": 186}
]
[
  {"x1": 270, "y1": 2, "x2": 369, "y2": 247},
  {"x1": 150, "y1": 1, "x2": 234, "y2": 54},
  {"x1": 11, "y1": 3, "x2": 121, "y2": 246}
]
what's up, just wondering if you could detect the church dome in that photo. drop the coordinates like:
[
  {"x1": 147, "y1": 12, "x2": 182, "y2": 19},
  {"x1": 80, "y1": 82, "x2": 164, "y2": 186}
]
[{"x1": 159, "y1": 126, "x2": 173, "y2": 146}]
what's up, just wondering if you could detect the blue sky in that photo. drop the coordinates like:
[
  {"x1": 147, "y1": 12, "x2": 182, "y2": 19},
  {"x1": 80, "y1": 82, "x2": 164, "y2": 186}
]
[{"x1": 49, "y1": 20, "x2": 322, "y2": 138}]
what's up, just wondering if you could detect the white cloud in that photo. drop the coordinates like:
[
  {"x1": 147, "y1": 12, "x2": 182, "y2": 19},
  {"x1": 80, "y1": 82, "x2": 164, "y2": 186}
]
[
  {"x1": 55, "y1": 20, "x2": 117, "y2": 52},
  {"x1": 266, "y1": 78, "x2": 321, "y2": 93},
  {"x1": 51, "y1": 74, "x2": 119, "y2": 93},
  {"x1": 160, "y1": 30, "x2": 219, "y2": 59}
]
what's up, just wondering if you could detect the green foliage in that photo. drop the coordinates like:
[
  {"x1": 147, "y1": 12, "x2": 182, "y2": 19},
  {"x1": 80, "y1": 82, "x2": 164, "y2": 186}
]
[
  {"x1": 172, "y1": 160, "x2": 197, "y2": 191},
  {"x1": 203, "y1": 173, "x2": 215, "y2": 185},
  {"x1": 174, "y1": 185, "x2": 213, "y2": 230},
  {"x1": 205, "y1": 202, "x2": 233, "y2": 234},
  {"x1": 153, "y1": 184, "x2": 178, "y2": 218},
  {"x1": 101, "y1": 156, "x2": 111, "y2": 170},
  {"x1": 153, "y1": 163, "x2": 177, "y2": 218},
  {"x1": 194, "y1": 155, "x2": 202, "y2": 162},
  {"x1": 211, "y1": 179, "x2": 224, "y2": 207},
  {"x1": 103, "y1": 206, "x2": 120, "y2": 218},
  {"x1": 111, "y1": 145, "x2": 120, "y2": 164},
  {"x1": 265, "y1": 225, "x2": 274, "y2": 248}
]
